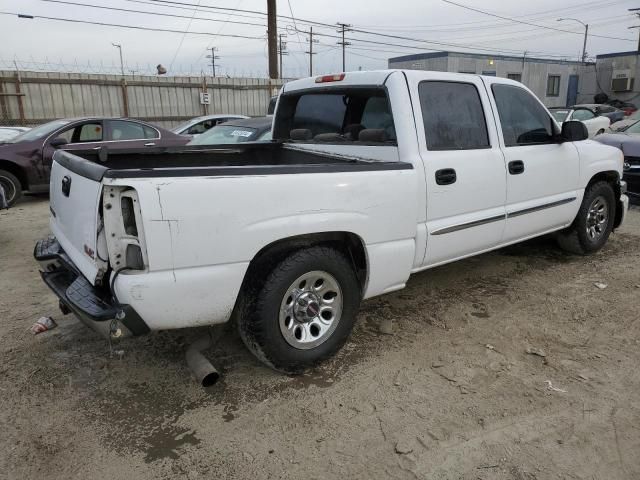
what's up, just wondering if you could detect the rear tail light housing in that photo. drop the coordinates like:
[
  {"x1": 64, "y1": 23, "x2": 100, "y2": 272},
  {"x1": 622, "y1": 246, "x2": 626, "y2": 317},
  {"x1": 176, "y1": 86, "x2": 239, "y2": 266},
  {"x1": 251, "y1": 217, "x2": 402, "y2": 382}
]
[{"x1": 103, "y1": 186, "x2": 148, "y2": 271}]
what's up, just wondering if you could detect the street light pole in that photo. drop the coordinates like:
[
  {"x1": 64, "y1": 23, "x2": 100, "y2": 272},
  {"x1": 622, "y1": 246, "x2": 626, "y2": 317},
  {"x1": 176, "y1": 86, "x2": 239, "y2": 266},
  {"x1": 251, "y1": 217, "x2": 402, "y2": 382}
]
[
  {"x1": 557, "y1": 18, "x2": 588, "y2": 63},
  {"x1": 112, "y1": 43, "x2": 125, "y2": 76}
]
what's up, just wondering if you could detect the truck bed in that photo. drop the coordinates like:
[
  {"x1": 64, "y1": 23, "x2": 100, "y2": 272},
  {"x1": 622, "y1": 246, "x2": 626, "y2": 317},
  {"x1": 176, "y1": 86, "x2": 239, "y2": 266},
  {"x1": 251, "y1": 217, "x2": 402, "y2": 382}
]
[{"x1": 56, "y1": 142, "x2": 410, "y2": 181}]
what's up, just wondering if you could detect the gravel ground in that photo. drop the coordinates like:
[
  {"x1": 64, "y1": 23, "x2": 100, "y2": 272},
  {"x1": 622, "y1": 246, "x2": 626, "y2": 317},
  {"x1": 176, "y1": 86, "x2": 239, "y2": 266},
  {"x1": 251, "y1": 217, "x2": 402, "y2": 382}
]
[{"x1": 1, "y1": 197, "x2": 639, "y2": 480}]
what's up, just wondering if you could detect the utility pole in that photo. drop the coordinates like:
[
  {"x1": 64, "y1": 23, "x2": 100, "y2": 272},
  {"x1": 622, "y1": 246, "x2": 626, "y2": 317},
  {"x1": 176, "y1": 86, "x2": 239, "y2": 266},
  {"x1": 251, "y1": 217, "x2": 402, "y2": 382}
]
[
  {"x1": 305, "y1": 27, "x2": 319, "y2": 76},
  {"x1": 267, "y1": 0, "x2": 278, "y2": 79},
  {"x1": 278, "y1": 33, "x2": 288, "y2": 79},
  {"x1": 557, "y1": 18, "x2": 588, "y2": 63},
  {"x1": 112, "y1": 43, "x2": 124, "y2": 76},
  {"x1": 630, "y1": 9, "x2": 640, "y2": 51},
  {"x1": 206, "y1": 47, "x2": 220, "y2": 77},
  {"x1": 336, "y1": 23, "x2": 352, "y2": 72}
]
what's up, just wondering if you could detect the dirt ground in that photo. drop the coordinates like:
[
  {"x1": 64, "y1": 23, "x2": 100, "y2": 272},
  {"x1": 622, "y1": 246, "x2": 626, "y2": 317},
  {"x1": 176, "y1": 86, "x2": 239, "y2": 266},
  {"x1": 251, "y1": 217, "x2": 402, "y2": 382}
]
[{"x1": 1, "y1": 197, "x2": 639, "y2": 480}]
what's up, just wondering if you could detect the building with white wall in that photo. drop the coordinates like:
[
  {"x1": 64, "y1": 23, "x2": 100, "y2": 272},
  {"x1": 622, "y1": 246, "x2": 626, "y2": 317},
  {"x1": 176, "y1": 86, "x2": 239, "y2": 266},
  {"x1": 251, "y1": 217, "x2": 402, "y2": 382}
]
[{"x1": 388, "y1": 51, "x2": 589, "y2": 107}]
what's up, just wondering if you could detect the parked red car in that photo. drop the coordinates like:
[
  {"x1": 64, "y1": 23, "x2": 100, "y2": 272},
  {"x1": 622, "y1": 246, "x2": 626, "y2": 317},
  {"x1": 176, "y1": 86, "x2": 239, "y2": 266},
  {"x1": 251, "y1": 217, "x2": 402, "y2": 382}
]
[{"x1": 0, "y1": 117, "x2": 189, "y2": 206}]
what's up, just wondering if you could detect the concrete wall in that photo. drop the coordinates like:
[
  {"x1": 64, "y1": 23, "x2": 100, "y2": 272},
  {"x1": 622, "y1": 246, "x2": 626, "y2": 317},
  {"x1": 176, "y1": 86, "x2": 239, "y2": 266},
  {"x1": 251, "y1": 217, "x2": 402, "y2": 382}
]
[{"x1": 0, "y1": 71, "x2": 284, "y2": 128}]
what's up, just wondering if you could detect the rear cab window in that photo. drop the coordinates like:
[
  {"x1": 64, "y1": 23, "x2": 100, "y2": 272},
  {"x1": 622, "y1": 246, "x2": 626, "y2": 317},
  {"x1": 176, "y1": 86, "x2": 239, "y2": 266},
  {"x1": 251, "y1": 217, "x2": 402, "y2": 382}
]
[{"x1": 273, "y1": 88, "x2": 396, "y2": 144}]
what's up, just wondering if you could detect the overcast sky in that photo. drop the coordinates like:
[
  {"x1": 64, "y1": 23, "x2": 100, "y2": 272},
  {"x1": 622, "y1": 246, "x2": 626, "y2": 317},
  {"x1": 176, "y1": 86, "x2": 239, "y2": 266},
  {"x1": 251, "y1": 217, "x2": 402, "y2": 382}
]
[{"x1": 1, "y1": 0, "x2": 639, "y2": 77}]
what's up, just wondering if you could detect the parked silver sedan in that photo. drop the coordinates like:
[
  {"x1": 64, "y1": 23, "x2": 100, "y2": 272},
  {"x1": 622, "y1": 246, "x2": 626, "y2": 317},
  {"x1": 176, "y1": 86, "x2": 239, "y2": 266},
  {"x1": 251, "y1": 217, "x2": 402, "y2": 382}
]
[
  {"x1": 171, "y1": 114, "x2": 249, "y2": 136},
  {"x1": 0, "y1": 126, "x2": 30, "y2": 142}
]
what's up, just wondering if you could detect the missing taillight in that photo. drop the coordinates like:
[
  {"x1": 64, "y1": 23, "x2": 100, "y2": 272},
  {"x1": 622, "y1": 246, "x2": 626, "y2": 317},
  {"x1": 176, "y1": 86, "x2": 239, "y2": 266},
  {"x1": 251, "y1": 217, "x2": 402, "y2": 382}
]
[
  {"x1": 121, "y1": 196, "x2": 138, "y2": 236},
  {"x1": 126, "y1": 244, "x2": 144, "y2": 270}
]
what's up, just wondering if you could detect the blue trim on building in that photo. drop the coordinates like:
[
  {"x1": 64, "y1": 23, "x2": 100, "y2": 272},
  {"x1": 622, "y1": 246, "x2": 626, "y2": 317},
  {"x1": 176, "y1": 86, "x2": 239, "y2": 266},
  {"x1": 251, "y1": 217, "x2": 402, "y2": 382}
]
[
  {"x1": 596, "y1": 51, "x2": 640, "y2": 59},
  {"x1": 388, "y1": 50, "x2": 586, "y2": 66}
]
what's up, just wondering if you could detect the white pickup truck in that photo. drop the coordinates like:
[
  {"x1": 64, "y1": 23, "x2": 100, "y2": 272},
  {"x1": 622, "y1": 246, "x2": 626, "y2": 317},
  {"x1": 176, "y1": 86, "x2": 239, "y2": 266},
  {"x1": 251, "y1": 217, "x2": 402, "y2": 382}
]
[{"x1": 36, "y1": 70, "x2": 628, "y2": 374}]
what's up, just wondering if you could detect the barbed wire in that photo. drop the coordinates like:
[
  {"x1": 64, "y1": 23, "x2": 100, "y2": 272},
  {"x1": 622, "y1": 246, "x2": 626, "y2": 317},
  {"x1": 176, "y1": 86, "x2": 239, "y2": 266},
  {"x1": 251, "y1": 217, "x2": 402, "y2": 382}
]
[{"x1": 0, "y1": 56, "x2": 309, "y2": 79}]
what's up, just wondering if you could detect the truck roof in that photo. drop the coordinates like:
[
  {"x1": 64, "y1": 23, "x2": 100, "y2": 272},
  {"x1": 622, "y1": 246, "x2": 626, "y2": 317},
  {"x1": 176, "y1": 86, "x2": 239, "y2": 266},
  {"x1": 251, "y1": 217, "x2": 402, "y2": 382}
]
[
  {"x1": 281, "y1": 69, "x2": 524, "y2": 94},
  {"x1": 282, "y1": 70, "x2": 398, "y2": 93}
]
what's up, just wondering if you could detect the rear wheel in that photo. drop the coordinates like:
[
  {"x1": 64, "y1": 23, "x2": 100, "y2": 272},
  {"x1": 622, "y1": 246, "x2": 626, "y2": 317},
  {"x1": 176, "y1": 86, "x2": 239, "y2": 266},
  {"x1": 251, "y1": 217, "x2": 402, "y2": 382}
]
[
  {"x1": 557, "y1": 181, "x2": 615, "y2": 254},
  {"x1": 0, "y1": 169, "x2": 22, "y2": 207},
  {"x1": 237, "y1": 246, "x2": 361, "y2": 374},
  {"x1": 595, "y1": 129, "x2": 605, "y2": 136}
]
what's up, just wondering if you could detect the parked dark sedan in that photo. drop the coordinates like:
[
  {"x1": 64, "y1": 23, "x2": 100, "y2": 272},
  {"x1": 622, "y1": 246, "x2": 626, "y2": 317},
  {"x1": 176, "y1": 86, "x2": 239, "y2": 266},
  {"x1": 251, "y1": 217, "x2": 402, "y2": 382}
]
[
  {"x1": 574, "y1": 104, "x2": 625, "y2": 123},
  {"x1": 594, "y1": 123, "x2": 640, "y2": 202},
  {"x1": 0, "y1": 117, "x2": 189, "y2": 206},
  {"x1": 188, "y1": 116, "x2": 272, "y2": 146}
]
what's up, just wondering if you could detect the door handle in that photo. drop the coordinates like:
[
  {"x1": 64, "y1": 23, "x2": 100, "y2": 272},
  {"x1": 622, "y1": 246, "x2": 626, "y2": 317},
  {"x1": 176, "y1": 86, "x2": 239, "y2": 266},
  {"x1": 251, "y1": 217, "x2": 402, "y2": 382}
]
[
  {"x1": 508, "y1": 160, "x2": 525, "y2": 175},
  {"x1": 144, "y1": 142, "x2": 156, "y2": 147},
  {"x1": 435, "y1": 168, "x2": 457, "y2": 185}
]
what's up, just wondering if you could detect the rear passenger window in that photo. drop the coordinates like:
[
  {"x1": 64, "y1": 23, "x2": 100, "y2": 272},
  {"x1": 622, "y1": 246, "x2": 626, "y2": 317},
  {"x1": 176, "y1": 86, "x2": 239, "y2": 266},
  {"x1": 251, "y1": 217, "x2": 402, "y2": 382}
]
[
  {"x1": 109, "y1": 121, "x2": 159, "y2": 141},
  {"x1": 419, "y1": 81, "x2": 490, "y2": 150},
  {"x1": 492, "y1": 84, "x2": 555, "y2": 146}
]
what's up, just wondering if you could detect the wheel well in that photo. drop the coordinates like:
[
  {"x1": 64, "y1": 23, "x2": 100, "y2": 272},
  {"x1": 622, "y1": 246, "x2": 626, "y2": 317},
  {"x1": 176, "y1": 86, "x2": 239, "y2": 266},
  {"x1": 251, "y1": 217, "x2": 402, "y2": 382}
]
[
  {"x1": 586, "y1": 171, "x2": 623, "y2": 229},
  {"x1": 0, "y1": 160, "x2": 28, "y2": 190},
  {"x1": 243, "y1": 232, "x2": 368, "y2": 294}
]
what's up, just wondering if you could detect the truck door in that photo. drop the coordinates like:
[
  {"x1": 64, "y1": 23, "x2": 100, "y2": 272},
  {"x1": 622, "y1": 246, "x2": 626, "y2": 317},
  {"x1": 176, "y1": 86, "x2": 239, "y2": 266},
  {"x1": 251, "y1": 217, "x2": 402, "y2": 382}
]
[
  {"x1": 408, "y1": 74, "x2": 507, "y2": 267},
  {"x1": 485, "y1": 80, "x2": 580, "y2": 243}
]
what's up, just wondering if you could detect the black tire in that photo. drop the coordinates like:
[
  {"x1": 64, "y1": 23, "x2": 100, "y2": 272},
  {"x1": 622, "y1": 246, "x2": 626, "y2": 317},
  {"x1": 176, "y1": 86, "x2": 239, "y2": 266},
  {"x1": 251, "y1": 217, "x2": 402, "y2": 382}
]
[
  {"x1": 0, "y1": 169, "x2": 22, "y2": 207},
  {"x1": 237, "y1": 246, "x2": 361, "y2": 374},
  {"x1": 557, "y1": 181, "x2": 616, "y2": 255},
  {"x1": 596, "y1": 129, "x2": 605, "y2": 136}
]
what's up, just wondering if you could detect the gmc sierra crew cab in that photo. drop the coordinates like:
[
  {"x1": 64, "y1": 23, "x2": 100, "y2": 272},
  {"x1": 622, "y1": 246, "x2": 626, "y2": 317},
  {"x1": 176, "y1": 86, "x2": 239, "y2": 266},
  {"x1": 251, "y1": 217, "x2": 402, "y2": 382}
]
[{"x1": 35, "y1": 70, "x2": 629, "y2": 374}]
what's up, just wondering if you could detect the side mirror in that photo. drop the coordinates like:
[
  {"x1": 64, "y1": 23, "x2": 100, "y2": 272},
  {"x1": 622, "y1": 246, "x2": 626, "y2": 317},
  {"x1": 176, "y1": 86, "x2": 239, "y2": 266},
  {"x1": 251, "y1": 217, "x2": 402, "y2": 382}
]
[
  {"x1": 561, "y1": 120, "x2": 588, "y2": 142},
  {"x1": 50, "y1": 137, "x2": 68, "y2": 148}
]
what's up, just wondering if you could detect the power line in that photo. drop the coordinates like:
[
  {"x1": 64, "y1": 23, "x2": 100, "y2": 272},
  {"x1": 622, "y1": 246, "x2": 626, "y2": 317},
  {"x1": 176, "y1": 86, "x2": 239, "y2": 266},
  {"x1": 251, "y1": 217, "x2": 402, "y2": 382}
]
[
  {"x1": 168, "y1": 0, "x2": 202, "y2": 70},
  {"x1": 0, "y1": 11, "x2": 264, "y2": 39},
  {"x1": 36, "y1": 0, "x2": 266, "y2": 28},
  {"x1": 358, "y1": 0, "x2": 624, "y2": 29},
  {"x1": 440, "y1": 0, "x2": 635, "y2": 42}
]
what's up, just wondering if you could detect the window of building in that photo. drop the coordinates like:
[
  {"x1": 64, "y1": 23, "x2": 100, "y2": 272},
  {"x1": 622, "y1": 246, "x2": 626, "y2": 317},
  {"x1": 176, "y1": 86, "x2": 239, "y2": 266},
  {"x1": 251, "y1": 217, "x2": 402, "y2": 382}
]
[
  {"x1": 418, "y1": 81, "x2": 490, "y2": 150},
  {"x1": 546, "y1": 75, "x2": 561, "y2": 97},
  {"x1": 482, "y1": 71, "x2": 497, "y2": 76},
  {"x1": 507, "y1": 73, "x2": 522, "y2": 82},
  {"x1": 491, "y1": 84, "x2": 555, "y2": 147}
]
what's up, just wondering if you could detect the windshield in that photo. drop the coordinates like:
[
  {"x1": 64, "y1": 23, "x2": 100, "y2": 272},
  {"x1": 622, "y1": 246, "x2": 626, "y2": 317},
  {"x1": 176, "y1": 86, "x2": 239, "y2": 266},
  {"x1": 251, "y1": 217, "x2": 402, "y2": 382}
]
[
  {"x1": 623, "y1": 121, "x2": 640, "y2": 134},
  {"x1": 550, "y1": 110, "x2": 570, "y2": 123},
  {"x1": 188, "y1": 125, "x2": 258, "y2": 145},
  {"x1": 171, "y1": 119, "x2": 199, "y2": 134},
  {"x1": 7, "y1": 120, "x2": 70, "y2": 143}
]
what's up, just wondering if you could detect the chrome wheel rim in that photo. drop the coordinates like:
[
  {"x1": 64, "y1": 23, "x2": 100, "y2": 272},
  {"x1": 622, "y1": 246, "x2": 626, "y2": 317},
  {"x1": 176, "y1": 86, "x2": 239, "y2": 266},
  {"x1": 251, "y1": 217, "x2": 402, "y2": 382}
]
[
  {"x1": 586, "y1": 195, "x2": 608, "y2": 241},
  {"x1": 0, "y1": 175, "x2": 16, "y2": 205},
  {"x1": 279, "y1": 270, "x2": 343, "y2": 350}
]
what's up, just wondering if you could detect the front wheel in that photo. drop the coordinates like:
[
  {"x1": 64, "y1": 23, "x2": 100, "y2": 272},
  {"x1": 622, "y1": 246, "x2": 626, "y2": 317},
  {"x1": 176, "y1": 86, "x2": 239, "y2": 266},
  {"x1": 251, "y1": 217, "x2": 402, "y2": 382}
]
[
  {"x1": 557, "y1": 181, "x2": 616, "y2": 254},
  {"x1": 237, "y1": 246, "x2": 361, "y2": 374},
  {"x1": 0, "y1": 169, "x2": 22, "y2": 207},
  {"x1": 595, "y1": 129, "x2": 605, "y2": 136}
]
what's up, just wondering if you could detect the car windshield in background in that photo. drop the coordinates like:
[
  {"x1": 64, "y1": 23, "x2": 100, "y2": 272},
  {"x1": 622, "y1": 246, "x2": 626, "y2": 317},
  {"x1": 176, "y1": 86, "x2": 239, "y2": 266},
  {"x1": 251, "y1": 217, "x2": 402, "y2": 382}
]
[
  {"x1": 188, "y1": 125, "x2": 258, "y2": 145},
  {"x1": 171, "y1": 120, "x2": 196, "y2": 133},
  {"x1": 551, "y1": 110, "x2": 570, "y2": 123},
  {"x1": 623, "y1": 121, "x2": 640, "y2": 134},
  {"x1": 7, "y1": 120, "x2": 70, "y2": 143}
]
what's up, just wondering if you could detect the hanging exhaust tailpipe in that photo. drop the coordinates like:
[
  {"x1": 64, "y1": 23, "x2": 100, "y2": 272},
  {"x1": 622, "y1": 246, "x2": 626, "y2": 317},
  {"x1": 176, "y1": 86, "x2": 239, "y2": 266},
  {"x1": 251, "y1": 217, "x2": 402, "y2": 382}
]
[{"x1": 185, "y1": 333, "x2": 220, "y2": 387}]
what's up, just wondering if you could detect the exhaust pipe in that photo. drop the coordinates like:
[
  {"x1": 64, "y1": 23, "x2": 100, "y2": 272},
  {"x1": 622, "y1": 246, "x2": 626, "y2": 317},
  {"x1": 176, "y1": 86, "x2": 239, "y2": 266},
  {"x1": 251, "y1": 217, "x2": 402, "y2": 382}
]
[{"x1": 185, "y1": 332, "x2": 220, "y2": 387}]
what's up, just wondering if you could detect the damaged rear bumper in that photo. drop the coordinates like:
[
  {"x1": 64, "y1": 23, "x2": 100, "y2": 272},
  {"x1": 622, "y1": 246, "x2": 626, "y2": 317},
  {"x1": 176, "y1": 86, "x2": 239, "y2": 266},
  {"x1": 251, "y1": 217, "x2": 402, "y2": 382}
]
[{"x1": 34, "y1": 236, "x2": 150, "y2": 338}]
